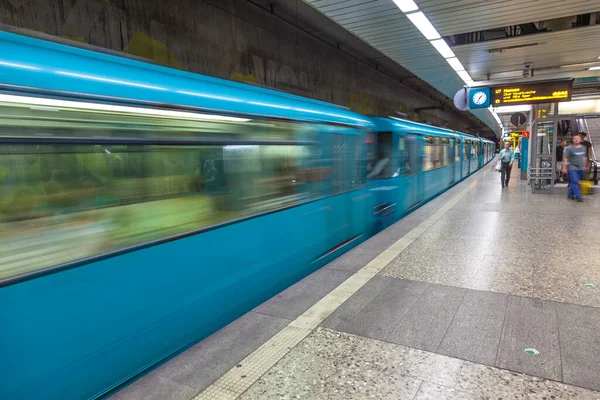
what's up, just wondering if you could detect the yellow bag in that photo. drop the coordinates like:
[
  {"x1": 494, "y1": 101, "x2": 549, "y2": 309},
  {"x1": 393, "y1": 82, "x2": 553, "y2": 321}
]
[{"x1": 580, "y1": 180, "x2": 593, "y2": 195}]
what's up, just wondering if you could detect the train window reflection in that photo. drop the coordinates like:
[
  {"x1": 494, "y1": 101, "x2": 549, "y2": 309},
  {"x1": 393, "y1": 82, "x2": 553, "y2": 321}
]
[
  {"x1": 0, "y1": 142, "x2": 313, "y2": 279},
  {"x1": 423, "y1": 136, "x2": 448, "y2": 171},
  {"x1": 367, "y1": 131, "x2": 393, "y2": 179},
  {"x1": 402, "y1": 137, "x2": 417, "y2": 176}
]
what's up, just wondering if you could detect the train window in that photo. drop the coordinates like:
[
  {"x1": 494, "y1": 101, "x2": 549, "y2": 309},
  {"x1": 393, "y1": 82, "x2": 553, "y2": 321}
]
[
  {"x1": 440, "y1": 138, "x2": 450, "y2": 166},
  {"x1": 0, "y1": 99, "x2": 324, "y2": 279},
  {"x1": 331, "y1": 134, "x2": 354, "y2": 194},
  {"x1": 367, "y1": 131, "x2": 393, "y2": 179},
  {"x1": 402, "y1": 136, "x2": 417, "y2": 176},
  {"x1": 463, "y1": 141, "x2": 469, "y2": 160},
  {"x1": 424, "y1": 136, "x2": 447, "y2": 170},
  {"x1": 351, "y1": 136, "x2": 365, "y2": 188},
  {"x1": 454, "y1": 139, "x2": 461, "y2": 163},
  {"x1": 471, "y1": 141, "x2": 479, "y2": 159}
]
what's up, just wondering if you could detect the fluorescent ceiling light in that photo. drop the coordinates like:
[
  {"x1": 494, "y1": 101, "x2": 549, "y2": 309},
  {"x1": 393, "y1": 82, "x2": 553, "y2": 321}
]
[
  {"x1": 406, "y1": 12, "x2": 441, "y2": 40},
  {"x1": 446, "y1": 57, "x2": 465, "y2": 72},
  {"x1": 430, "y1": 39, "x2": 455, "y2": 58},
  {"x1": 456, "y1": 70, "x2": 473, "y2": 85},
  {"x1": 0, "y1": 93, "x2": 250, "y2": 122},
  {"x1": 589, "y1": 66, "x2": 600, "y2": 70},
  {"x1": 494, "y1": 105, "x2": 531, "y2": 114},
  {"x1": 393, "y1": 0, "x2": 419, "y2": 13}
]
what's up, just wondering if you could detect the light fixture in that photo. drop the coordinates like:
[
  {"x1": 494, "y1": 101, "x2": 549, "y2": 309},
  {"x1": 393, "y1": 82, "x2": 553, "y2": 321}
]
[
  {"x1": 456, "y1": 70, "x2": 473, "y2": 85},
  {"x1": 0, "y1": 93, "x2": 251, "y2": 122},
  {"x1": 430, "y1": 39, "x2": 455, "y2": 58},
  {"x1": 393, "y1": 0, "x2": 419, "y2": 13},
  {"x1": 446, "y1": 57, "x2": 465, "y2": 72},
  {"x1": 406, "y1": 12, "x2": 441, "y2": 40},
  {"x1": 589, "y1": 66, "x2": 600, "y2": 70},
  {"x1": 488, "y1": 43, "x2": 540, "y2": 54}
]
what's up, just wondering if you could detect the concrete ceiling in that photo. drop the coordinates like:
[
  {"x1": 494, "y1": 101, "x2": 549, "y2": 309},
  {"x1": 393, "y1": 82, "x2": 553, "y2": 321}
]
[
  {"x1": 303, "y1": 0, "x2": 600, "y2": 134},
  {"x1": 260, "y1": 0, "x2": 496, "y2": 137}
]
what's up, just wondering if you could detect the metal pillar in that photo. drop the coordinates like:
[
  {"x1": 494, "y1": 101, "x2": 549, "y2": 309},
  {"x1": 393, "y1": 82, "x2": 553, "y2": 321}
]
[{"x1": 528, "y1": 103, "x2": 558, "y2": 193}]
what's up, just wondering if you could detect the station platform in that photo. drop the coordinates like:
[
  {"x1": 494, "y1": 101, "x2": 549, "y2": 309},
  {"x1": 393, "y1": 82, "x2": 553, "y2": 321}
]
[{"x1": 111, "y1": 163, "x2": 600, "y2": 400}]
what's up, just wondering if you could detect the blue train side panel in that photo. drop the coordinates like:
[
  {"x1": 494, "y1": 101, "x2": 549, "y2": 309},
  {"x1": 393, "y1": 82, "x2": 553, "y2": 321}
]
[
  {"x1": 0, "y1": 31, "x2": 371, "y2": 128},
  {"x1": 1, "y1": 189, "x2": 375, "y2": 399}
]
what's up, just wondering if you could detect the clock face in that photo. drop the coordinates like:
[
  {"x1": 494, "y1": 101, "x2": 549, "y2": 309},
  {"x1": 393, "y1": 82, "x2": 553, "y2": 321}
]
[{"x1": 473, "y1": 91, "x2": 487, "y2": 105}]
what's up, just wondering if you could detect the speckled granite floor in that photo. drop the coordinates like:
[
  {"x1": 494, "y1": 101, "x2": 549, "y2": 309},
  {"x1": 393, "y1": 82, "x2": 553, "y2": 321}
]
[
  {"x1": 380, "y1": 171, "x2": 600, "y2": 307},
  {"x1": 240, "y1": 328, "x2": 600, "y2": 400},
  {"x1": 112, "y1": 165, "x2": 600, "y2": 400}
]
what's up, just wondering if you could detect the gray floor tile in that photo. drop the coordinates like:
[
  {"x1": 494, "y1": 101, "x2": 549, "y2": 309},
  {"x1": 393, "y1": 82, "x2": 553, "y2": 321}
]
[
  {"x1": 437, "y1": 290, "x2": 508, "y2": 365},
  {"x1": 334, "y1": 278, "x2": 428, "y2": 341},
  {"x1": 253, "y1": 268, "x2": 352, "y2": 320},
  {"x1": 387, "y1": 284, "x2": 466, "y2": 352},
  {"x1": 557, "y1": 302, "x2": 600, "y2": 392},
  {"x1": 320, "y1": 275, "x2": 393, "y2": 330},
  {"x1": 495, "y1": 296, "x2": 561, "y2": 381},
  {"x1": 110, "y1": 370, "x2": 195, "y2": 400},
  {"x1": 154, "y1": 311, "x2": 289, "y2": 391},
  {"x1": 324, "y1": 246, "x2": 382, "y2": 273}
]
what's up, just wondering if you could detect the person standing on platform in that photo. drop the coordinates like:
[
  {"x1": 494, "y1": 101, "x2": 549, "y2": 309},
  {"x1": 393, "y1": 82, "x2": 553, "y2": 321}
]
[
  {"x1": 562, "y1": 134, "x2": 589, "y2": 202},
  {"x1": 580, "y1": 132, "x2": 592, "y2": 158},
  {"x1": 556, "y1": 139, "x2": 566, "y2": 183},
  {"x1": 498, "y1": 141, "x2": 514, "y2": 188}
]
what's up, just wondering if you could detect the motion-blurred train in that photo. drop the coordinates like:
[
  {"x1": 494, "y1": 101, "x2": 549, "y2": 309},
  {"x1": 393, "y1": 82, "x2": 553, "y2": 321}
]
[{"x1": 0, "y1": 30, "x2": 494, "y2": 399}]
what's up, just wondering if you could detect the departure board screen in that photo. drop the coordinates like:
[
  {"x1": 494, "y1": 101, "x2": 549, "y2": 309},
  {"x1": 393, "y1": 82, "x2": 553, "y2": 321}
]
[{"x1": 491, "y1": 80, "x2": 573, "y2": 105}]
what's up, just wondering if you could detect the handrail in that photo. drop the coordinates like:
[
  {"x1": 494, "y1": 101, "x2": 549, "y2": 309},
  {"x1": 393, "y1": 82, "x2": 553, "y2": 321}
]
[
  {"x1": 583, "y1": 118, "x2": 597, "y2": 161},
  {"x1": 528, "y1": 167, "x2": 554, "y2": 192}
]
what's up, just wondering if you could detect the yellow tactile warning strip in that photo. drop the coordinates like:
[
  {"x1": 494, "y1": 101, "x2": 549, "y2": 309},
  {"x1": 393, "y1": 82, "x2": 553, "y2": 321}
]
[{"x1": 193, "y1": 166, "x2": 492, "y2": 400}]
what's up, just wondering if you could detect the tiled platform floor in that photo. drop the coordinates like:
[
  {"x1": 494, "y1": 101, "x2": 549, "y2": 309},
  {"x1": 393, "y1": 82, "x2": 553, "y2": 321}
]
[{"x1": 112, "y1": 164, "x2": 600, "y2": 400}]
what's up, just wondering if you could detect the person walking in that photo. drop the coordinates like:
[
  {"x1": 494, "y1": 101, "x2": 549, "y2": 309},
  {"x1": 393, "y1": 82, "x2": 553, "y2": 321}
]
[
  {"x1": 498, "y1": 141, "x2": 514, "y2": 188},
  {"x1": 562, "y1": 134, "x2": 589, "y2": 202},
  {"x1": 556, "y1": 139, "x2": 566, "y2": 183}
]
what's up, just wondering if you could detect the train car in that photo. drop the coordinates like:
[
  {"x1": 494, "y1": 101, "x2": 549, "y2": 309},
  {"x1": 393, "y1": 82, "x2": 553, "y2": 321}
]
[
  {"x1": 0, "y1": 30, "x2": 494, "y2": 400},
  {"x1": 0, "y1": 31, "x2": 375, "y2": 400},
  {"x1": 365, "y1": 118, "x2": 494, "y2": 232}
]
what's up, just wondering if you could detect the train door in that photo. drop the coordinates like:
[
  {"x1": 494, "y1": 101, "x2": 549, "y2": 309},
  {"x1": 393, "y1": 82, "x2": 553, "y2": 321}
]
[
  {"x1": 449, "y1": 138, "x2": 456, "y2": 185},
  {"x1": 369, "y1": 131, "x2": 400, "y2": 231},
  {"x1": 462, "y1": 140, "x2": 470, "y2": 176},
  {"x1": 402, "y1": 134, "x2": 423, "y2": 210},
  {"x1": 327, "y1": 133, "x2": 353, "y2": 248},
  {"x1": 478, "y1": 139, "x2": 484, "y2": 168},
  {"x1": 454, "y1": 138, "x2": 462, "y2": 182},
  {"x1": 348, "y1": 134, "x2": 369, "y2": 238}
]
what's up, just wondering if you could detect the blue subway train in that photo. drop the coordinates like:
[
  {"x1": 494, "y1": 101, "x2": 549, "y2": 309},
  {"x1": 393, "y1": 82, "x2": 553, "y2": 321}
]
[{"x1": 0, "y1": 30, "x2": 494, "y2": 400}]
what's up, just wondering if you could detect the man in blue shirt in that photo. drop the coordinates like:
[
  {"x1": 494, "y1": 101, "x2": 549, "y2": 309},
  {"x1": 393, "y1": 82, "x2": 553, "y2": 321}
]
[
  {"x1": 498, "y1": 141, "x2": 515, "y2": 188},
  {"x1": 562, "y1": 133, "x2": 589, "y2": 202}
]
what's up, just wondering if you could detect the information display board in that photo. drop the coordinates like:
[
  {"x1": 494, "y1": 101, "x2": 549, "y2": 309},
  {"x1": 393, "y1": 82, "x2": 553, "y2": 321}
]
[{"x1": 491, "y1": 80, "x2": 573, "y2": 105}]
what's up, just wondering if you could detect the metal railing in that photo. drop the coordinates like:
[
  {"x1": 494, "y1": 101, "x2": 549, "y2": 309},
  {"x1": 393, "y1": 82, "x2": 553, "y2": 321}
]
[{"x1": 528, "y1": 167, "x2": 554, "y2": 192}]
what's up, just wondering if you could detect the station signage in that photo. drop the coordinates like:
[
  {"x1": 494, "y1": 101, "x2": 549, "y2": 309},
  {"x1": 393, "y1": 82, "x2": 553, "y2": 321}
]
[
  {"x1": 468, "y1": 87, "x2": 491, "y2": 109},
  {"x1": 491, "y1": 80, "x2": 573, "y2": 106}
]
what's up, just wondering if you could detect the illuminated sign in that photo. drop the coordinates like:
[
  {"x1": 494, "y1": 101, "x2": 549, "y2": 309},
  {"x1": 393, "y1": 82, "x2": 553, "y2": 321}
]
[
  {"x1": 537, "y1": 108, "x2": 548, "y2": 119},
  {"x1": 492, "y1": 80, "x2": 573, "y2": 106}
]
